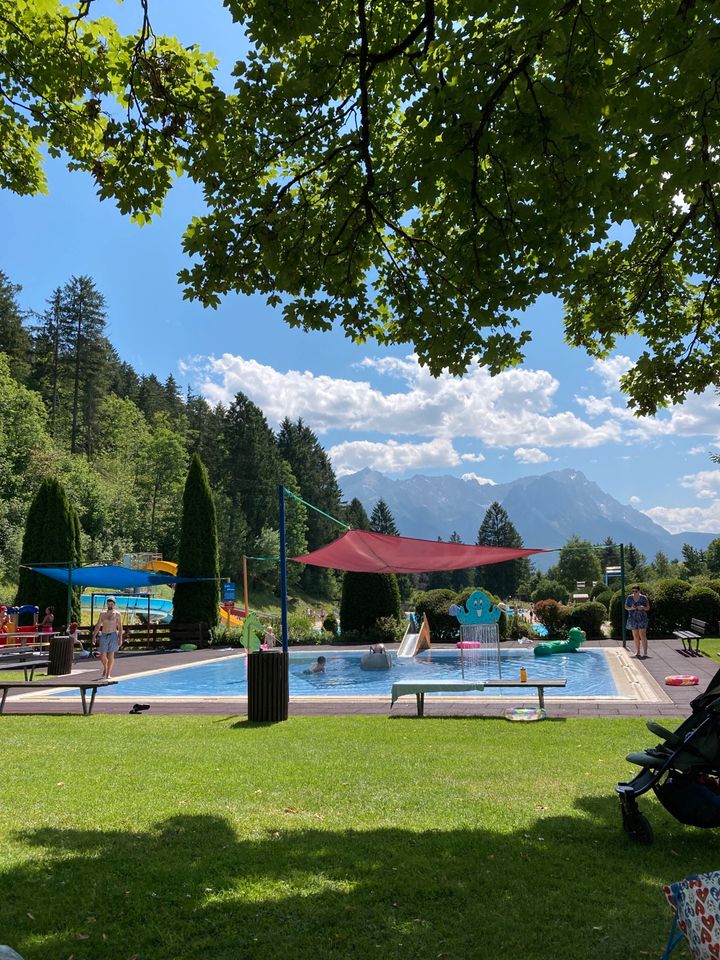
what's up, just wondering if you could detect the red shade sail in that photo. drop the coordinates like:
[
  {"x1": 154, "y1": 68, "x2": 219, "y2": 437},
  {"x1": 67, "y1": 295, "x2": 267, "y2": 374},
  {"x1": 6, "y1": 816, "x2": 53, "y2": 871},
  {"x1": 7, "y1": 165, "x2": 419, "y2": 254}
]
[{"x1": 292, "y1": 529, "x2": 549, "y2": 574}]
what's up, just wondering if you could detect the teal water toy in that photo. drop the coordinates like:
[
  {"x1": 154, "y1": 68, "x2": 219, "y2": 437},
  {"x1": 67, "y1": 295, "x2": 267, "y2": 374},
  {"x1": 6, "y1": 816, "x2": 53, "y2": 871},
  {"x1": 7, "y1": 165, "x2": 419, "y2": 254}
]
[
  {"x1": 533, "y1": 626, "x2": 585, "y2": 657},
  {"x1": 449, "y1": 589, "x2": 504, "y2": 625}
]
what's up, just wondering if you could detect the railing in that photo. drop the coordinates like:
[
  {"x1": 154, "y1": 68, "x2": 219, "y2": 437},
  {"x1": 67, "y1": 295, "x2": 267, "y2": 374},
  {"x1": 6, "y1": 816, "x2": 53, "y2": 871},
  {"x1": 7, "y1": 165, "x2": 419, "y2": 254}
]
[{"x1": 76, "y1": 622, "x2": 211, "y2": 650}]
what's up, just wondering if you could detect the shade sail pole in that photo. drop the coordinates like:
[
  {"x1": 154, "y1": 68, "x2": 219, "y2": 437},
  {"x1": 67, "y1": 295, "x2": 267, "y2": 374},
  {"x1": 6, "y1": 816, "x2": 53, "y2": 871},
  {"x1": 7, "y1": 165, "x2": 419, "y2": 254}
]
[{"x1": 278, "y1": 485, "x2": 289, "y2": 653}]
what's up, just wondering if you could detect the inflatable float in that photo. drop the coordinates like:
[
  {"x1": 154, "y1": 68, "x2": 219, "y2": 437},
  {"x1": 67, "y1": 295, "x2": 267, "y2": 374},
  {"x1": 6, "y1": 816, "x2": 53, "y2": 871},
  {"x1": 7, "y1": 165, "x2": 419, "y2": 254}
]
[
  {"x1": 665, "y1": 675, "x2": 700, "y2": 686},
  {"x1": 360, "y1": 651, "x2": 393, "y2": 670},
  {"x1": 503, "y1": 706, "x2": 547, "y2": 722},
  {"x1": 534, "y1": 626, "x2": 585, "y2": 658},
  {"x1": 456, "y1": 640, "x2": 483, "y2": 648}
]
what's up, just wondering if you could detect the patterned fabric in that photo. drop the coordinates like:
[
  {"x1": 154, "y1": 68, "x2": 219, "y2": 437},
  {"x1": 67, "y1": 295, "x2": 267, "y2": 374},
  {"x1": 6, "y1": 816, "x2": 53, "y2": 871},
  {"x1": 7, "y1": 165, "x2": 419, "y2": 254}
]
[{"x1": 663, "y1": 872, "x2": 720, "y2": 959}]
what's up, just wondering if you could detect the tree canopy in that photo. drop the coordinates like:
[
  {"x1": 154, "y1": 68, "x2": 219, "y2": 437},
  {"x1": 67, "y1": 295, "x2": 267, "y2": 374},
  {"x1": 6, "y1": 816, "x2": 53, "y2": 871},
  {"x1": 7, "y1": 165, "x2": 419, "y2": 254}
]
[{"x1": 3, "y1": 1, "x2": 720, "y2": 414}]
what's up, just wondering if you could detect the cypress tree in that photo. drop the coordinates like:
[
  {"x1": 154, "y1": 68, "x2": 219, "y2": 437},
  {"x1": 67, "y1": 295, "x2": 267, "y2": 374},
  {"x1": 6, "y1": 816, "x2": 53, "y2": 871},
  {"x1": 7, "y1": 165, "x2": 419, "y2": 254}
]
[
  {"x1": 340, "y1": 571, "x2": 401, "y2": 633},
  {"x1": 16, "y1": 477, "x2": 82, "y2": 625},
  {"x1": 172, "y1": 453, "x2": 220, "y2": 630}
]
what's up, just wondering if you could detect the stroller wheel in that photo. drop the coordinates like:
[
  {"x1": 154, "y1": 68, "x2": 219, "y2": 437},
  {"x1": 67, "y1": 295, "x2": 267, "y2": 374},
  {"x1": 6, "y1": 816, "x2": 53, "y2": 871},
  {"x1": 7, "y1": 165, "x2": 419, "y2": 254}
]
[{"x1": 621, "y1": 801, "x2": 654, "y2": 845}]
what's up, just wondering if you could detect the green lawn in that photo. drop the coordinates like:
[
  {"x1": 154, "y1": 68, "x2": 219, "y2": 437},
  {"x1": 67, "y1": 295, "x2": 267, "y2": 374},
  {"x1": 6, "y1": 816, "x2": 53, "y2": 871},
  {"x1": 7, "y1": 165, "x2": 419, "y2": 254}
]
[{"x1": 0, "y1": 715, "x2": 711, "y2": 959}]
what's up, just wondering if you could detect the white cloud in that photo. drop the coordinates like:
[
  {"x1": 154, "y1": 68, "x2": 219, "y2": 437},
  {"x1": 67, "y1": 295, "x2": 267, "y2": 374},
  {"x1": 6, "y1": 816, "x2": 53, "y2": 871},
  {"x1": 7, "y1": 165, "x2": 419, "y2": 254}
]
[
  {"x1": 514, "y1": 447, "x2": 552, "y2": 464},
  {"x1": 462, "y1": 472, "x2": 496, "y2": 485},
  {"x1": 681, "y1": 470, "x2": 720, "y2": 500},
  {"x1": 328, "y1": 437, "x2": 465, "y2": 476},
  {"x1": 644, "y1": 502, "x2": 720, "y2": 535},
  {"x1": 460, "y1": 452, "x2": 486, "y2": 463},
  {"x1": 590, "y1": 355, "x2": 633, "y2": 392},
  {"x1": 629, "y1": 495, "x2": 641, "y2": 506},
  {"x1": 191, "y1": 352, "x2": 622, "y2": 450}
]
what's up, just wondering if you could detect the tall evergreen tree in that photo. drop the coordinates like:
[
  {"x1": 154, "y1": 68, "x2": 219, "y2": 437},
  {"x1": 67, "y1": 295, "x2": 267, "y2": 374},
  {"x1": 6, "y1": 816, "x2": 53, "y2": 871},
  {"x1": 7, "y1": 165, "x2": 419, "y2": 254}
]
[
  {"x1": 62, "y1": 276, "x2": 110, "y2": 456},
  {"x1": 276, "y1": 417, "x2": 341, "y2": 594},
  {"x1": 342, "y1": 497, "x2": 370, "y2": 531},
  {"x1": 222, "y1": 392, "x2": 281, "y2": 542},
  {"x1": 280, "y1": 460, "x2": 308, "y2": 592},
  {"x1": 172, "y1": 454, "x2": 220, "y2": 630},
  {"x1": 0, "y1": 271, "x2": 31, "y2": 383},
  {"x1": 340, "y1": 570, "x2": 401, "y2": 633},
  {"x1": 16, "y1": 477, "x2": 82, "y2": 625},
  {"x1": 476, "y1": 502, "x2": 528, "y2": 599},
  {"x1": 137, "y1": 374, "x2": 168, "y2": 422},
  {"x1": 370, "y1": 499, "x2": 399, "y2": 536}
]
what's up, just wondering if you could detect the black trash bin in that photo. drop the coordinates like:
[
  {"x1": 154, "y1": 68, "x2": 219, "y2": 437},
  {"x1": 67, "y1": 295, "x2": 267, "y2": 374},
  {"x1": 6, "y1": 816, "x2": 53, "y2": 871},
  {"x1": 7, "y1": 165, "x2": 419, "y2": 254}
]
[
  {"x1": 48, "y1": 635, "x2": 74, "y2": 676},
  {"x1": 247, "y1": 650, "x2": 288, "y2": 722}
]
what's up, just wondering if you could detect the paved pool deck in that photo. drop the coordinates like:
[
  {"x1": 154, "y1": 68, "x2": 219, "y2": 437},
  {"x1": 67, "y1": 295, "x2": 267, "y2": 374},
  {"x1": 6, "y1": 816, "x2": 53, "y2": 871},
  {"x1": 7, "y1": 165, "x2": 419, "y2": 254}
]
[{"x1": 2, "y1": 637, "x2": 717, "y2": 718}]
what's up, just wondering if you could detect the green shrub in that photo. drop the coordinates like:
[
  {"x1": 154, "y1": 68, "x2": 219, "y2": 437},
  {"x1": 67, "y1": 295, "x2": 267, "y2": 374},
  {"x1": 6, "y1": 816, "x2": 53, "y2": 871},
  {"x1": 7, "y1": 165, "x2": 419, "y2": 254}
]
[
  {"x1": 592, "y1": 589, "x2": 613, "y2": 610},
  {"x1": 509, "y1": 617, "x2": 536, "y2": 641},
  {"x1": 532, "y1": 579, "x2": 570, "y2": 604},
  {"x1": 608, "y1": 580, "x2": 689, "y2": 638},
  {"x1": 566, "y1": 601, "x2": 607, "y2": 639},
  {"x1": 534, "y1": 599, "x2": 568, "y2": 636},
  {"x1": 322, "y1": 612, "x2": 339, "y2": 637},
  {"x1": 686, "y1": 586, "x2": 720, "y2": 630},
  {"x1": 647, "y1": 579, "x2": 688, "y2": 636},
  {"x1": 341, "y1": 616, "x2": 401, "y2": 646},
  {"x1": 415, "y1": 588, "x2": 459, "y2": 642},
  {"x1": 590, "y1": 581, "x2": 609, "y2": 600},
  {"x1": 288, "y1": 608, "x2": 315, "y2": 644}
]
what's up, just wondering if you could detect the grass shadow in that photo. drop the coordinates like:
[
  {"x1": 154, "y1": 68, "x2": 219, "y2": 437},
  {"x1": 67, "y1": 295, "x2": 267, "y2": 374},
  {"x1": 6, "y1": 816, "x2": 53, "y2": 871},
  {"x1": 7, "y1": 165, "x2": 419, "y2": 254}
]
[{"x1": 1, "y1": 804, "x2": 713, "y2": 960}]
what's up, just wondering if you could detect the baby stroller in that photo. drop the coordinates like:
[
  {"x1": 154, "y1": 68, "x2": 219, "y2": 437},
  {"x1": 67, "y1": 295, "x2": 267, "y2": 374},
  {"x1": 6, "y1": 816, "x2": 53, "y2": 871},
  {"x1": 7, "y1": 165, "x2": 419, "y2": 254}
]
[{"x1": 616, "y1": 666, "x2": 720, "y2": 844}]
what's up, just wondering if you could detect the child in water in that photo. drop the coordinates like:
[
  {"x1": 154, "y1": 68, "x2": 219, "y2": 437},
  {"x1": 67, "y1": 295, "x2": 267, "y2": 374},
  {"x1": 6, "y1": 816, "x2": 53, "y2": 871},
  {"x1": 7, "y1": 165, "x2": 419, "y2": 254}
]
[{"x1": 303, "y1": 655, "x2": 326, "y2": 674}]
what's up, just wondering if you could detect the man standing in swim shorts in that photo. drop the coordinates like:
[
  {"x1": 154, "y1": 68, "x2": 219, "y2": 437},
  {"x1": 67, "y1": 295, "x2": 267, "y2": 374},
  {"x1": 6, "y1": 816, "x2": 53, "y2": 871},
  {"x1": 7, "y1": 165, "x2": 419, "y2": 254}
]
[{"x1": 92, "y1": 597, "x2": 123, "y2": 679}]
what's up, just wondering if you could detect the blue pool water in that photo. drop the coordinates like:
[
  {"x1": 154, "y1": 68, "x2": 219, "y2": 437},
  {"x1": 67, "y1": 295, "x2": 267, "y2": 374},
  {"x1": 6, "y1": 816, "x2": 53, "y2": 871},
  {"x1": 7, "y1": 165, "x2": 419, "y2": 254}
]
[{"x1": 83, "y1": 648, "x2": 618, "y2": 699}]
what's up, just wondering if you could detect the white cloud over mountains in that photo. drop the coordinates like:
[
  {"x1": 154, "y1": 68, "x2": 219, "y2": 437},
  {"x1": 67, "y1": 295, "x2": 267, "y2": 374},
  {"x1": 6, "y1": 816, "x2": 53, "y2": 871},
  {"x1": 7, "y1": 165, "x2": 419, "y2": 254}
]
[
  {"x1": 185, "y1": 353, "x2": 720, "y2": 484},
  {"x1": 192, "y1": 351, "x2": 622, "y2": 466},
  {"x1": 187, "y1": 349, "x2": 720, "y2": 533}
]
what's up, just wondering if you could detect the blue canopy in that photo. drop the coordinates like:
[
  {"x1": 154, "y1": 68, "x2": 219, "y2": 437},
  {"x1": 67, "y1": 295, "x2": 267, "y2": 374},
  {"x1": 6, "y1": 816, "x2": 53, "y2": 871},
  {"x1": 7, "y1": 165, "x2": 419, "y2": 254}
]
[{"x1": 29, "y1": 565, "x2": 211, "y2": 589}]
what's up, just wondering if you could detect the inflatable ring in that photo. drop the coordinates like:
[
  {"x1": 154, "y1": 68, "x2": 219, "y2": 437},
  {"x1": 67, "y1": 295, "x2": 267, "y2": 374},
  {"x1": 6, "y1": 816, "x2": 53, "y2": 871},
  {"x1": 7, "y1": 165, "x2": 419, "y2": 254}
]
[
  {"x1": 664, "y1": 675, "x2": 700, "y2": 686},
  {"x1": 503, "y1": 706, "x2": 547, "y2": 722},
  {"x1": 456, "y1": 641, "x2": 482, "y2": 648}
]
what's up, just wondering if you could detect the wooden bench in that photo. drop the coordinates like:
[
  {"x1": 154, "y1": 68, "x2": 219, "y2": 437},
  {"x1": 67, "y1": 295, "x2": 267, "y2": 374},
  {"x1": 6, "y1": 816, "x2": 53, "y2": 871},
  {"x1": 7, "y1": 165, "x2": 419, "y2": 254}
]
[
  {"x1": 390, "y1": 678, "x2": 567, "y2": 716},
  {"x1": 0, "y1": 680, "x2": 117, "y2": 715},
  {"x1": 673, "y1": 618, "x2": 707, "y2": 656},
  {"x1": 0, "y1": 659, "x2": 49, "y2": 681}
]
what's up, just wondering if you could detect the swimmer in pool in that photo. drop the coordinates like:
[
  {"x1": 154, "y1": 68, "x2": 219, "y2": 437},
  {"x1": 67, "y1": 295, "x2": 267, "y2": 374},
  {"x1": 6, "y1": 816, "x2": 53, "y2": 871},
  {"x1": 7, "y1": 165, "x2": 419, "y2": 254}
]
[{"x1": 303, "y1": 655, "x2": 326, "y2": 674}]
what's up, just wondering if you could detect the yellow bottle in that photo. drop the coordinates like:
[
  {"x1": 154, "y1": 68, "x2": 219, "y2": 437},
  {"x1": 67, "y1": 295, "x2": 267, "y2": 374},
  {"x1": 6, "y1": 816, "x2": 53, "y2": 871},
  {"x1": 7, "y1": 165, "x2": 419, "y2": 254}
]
[{"x1": 520, "y1": 666, "x2": 528, "y2": 682}]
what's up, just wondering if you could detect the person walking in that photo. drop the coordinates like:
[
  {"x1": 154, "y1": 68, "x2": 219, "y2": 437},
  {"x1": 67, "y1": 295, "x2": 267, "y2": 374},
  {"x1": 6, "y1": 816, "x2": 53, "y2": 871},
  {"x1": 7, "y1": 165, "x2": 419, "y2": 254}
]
[
  {"x1": 625, "y1": 585, "x2": 650, "y2": 659},
  {"x1": 92, "y1": 597, "x2": 123, "y2": 679}
]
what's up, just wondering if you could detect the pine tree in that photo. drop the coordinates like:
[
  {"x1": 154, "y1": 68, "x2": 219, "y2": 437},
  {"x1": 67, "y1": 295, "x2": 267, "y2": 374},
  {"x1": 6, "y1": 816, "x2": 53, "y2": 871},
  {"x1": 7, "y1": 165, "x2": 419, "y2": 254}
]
[
  {"x1": 342, "y1": 497, "x2": 370, "y2": 530},
  {"x1": 222, "y1": 392, "x2": 281, "y2": 542},
  {"x1": 280, "y1": 460, "x2": 308, "y2": 591},
  {"x1": 276, "y1": 417, "x2": 341, "y2": 594},
  {"x1": 475, "y1": 502, "x2": 528, "y2": 599},
  {"x1": 370, "y1": 499, "x2": 399, "y2": 536},
  {"x1": 172, "y1": 454, "x2": 220, "y2": 630},
  {"x1": 0, "y1": 271, "x2": 31, "y2": 383},
  {"x1": 62, "y1": 276, "x2": 110, "y2": 456},
  {"x1": 16, "y1": 477, "x2": 82, "y2": 625}
]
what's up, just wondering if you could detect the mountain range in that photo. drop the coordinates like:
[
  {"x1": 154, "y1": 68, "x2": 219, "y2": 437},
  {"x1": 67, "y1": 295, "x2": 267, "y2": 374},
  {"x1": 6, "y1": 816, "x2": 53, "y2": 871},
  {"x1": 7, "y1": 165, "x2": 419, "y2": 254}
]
[{"x1": 338, "y1": 468, "x2": 717, "y2": 569}]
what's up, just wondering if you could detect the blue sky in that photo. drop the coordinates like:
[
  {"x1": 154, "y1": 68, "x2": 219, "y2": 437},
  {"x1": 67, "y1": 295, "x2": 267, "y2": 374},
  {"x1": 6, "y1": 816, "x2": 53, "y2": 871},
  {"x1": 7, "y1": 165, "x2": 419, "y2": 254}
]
[{"x1": 2, "y1": 1, "x2": 720, "y2": 537}]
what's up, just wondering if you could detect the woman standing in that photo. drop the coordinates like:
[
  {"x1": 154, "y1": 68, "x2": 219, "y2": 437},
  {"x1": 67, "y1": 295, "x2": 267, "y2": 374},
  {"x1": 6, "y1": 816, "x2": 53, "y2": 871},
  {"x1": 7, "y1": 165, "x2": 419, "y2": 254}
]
[{"x1": 625, "y1": 585, "x2": 650, "y2": 659}]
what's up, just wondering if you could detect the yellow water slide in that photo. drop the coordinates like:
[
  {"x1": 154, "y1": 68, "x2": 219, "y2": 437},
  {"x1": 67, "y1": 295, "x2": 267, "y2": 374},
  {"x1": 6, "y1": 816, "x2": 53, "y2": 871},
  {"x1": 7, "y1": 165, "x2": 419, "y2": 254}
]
[{"x1": 144, "y1": 560, "x2": 245, "y2": 627}]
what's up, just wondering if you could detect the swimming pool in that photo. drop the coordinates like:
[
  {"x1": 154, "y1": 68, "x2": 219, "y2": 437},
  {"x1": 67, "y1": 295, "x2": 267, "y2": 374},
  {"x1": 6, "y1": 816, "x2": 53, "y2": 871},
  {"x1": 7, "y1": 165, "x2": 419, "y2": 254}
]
[{"x1": 85, "y1": 648, "x2": 621, "y2": 699}]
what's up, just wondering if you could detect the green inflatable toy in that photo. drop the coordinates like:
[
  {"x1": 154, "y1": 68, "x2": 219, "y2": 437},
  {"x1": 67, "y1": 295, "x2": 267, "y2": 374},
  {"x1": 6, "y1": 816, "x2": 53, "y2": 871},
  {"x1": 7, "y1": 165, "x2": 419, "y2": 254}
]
[
  {"x1": 242, "y1": 612, "x2": 264, "y2": 653},
  {"x1": 533, "y1": 626, "x2": 585, "y2": 657}
]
